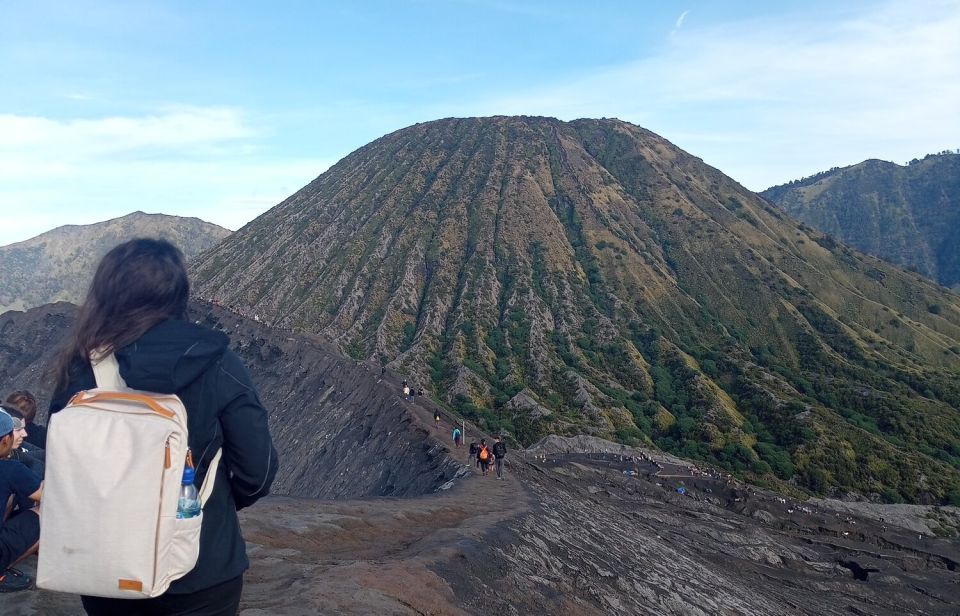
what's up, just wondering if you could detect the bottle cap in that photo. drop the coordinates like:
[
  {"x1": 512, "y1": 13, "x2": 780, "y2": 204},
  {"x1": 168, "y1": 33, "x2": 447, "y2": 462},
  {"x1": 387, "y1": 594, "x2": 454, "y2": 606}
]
[{"x1": 182, "y1": 466, "x2": 196, "y2": 485}]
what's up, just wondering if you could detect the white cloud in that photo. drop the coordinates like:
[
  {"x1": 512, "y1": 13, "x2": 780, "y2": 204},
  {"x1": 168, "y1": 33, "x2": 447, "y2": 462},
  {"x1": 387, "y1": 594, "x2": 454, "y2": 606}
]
[
  {"x1": 5, "y1": 0, "x2": 959, "y2": 247},
  {"x1": 0, "y1": 107, "x2": 330, "y2": 245},
  {"x1": 450, "y1": 0, "x2": 960, "y2": 189},
  {"x1": 0, "y1": 157, "x2": 331, "y2": 245},
  {"x1": 0, "y1": 106, "x2": 254, "y2": 161}
]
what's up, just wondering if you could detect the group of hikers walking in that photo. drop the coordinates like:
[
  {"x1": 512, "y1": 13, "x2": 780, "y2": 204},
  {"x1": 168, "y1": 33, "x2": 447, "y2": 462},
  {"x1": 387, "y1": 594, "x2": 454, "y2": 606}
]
[
  {"x1": 0, "y1": 239, "x2": 279, "y2": 615},
  {"x1": 433, "y1": 409, "x2": 508, "y2": 480},
  {"x1": 399, "y1": 377, "x2": 509, "y2": 479},
  {"x1": 469, "y1": 436, "x2": 508, "y2": 479},
  {"x1": 401, "y1": 380, "x2": 423, "y2": 401}
]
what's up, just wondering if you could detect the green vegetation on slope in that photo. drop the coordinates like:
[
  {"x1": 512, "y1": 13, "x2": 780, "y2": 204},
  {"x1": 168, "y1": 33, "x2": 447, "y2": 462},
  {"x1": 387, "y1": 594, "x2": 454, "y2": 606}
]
[
  {"x1": 0, "y1": 211, "x2": 231, "y2": 313},
  {"x1": 762, "y1": 152, "x2": 960, "y2": 290},
  {"x1": 192, "y1": 117, "x2": 960, "y2": 504}
]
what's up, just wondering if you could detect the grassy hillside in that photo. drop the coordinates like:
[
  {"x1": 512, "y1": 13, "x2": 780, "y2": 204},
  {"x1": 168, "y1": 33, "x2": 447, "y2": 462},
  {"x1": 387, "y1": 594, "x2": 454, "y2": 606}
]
[
  {"x1": 192, "y1": 117, "x2": 960, "y2": 503},
  {"x1": 763, "y1": 153, "x2": 960, "y2": 290},
  {"x1": 0, "y1": 211, "x2": 230, "y2": 313}
]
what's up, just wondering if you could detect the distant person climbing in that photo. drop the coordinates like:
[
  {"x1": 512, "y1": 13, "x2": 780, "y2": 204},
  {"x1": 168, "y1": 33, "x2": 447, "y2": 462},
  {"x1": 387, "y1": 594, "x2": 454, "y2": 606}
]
[
  {"x1": 492, "y1": 436, "x2": 507, "y2": 480},
  {"x1": 0, "y1": 408, "x2": 42, "y2": 593},
  {"x1": 469, "y1": 440, "x2": 479, "y2": 468},
  {"x1": 403, "y1": 384, "x2": 411, "y2": 399},
  {"x1": 434, "y1": 412, "x2": 441, "y2": 427},
  {"x1": 478, "y1": 439, "x2": 491, "y2": 476},
  {"x1": 452, "y1": 427, "x2": 462, "y2": 448}
]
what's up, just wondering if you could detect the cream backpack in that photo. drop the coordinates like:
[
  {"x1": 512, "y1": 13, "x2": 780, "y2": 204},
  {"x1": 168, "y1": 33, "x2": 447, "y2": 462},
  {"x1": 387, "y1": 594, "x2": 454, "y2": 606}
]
[{"x1": 38, "y1": 352, "x2": 221, "y2": 598}]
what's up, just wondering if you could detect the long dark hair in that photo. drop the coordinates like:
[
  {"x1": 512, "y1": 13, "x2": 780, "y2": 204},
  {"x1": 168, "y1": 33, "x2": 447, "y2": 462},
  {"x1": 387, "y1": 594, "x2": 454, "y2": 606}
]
[
  {"x1": 5, "y1": 390, "x2": 37, "y2": 423},
  {"x1": 53, "y1": 238, "x2": 190, "y2": 390}
]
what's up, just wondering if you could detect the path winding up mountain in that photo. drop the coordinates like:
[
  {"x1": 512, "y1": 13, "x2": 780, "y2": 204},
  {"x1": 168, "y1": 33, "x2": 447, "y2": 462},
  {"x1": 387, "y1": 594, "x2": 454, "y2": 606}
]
[
  {"x1": 190, "y1": 116, "x2": 960, "y2": 503},
  {"x1": 0, "y1": 304, "x2": 957, "y2": 615}
]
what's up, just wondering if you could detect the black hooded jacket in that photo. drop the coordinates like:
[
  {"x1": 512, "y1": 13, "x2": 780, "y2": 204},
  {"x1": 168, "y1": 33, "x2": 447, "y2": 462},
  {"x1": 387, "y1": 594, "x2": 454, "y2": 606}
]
[{"x1": 50, "y1": 318, "x2": 279, "y2": 594}]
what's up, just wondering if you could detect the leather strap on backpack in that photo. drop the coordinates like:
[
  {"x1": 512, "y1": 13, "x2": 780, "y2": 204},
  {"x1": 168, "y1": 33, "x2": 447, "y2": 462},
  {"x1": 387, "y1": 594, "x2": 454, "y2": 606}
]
[{"x1": 90, "y1": 350, "x2": 222, "y2": 508}]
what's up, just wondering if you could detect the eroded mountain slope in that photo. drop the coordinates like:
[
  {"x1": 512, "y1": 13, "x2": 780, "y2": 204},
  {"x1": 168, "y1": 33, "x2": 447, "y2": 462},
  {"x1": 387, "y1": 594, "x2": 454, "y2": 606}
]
[
  {"x1": 0, "y1": 302, "x2": 460, "y2": 499},
  {"x1": 763, "y1": 153, "x2": 960, "y2": 289},
  {"x1": 190, "y1": 117, "x2": 960, "y2": 503},
  {"x1": 0, "y1": 212, "x2": 230, "y2": 314}
]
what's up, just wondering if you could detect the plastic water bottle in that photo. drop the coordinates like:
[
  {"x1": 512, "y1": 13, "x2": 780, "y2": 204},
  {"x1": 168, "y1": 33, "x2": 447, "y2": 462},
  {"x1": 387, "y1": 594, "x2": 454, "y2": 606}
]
[{"x1": 176, "y1": 467, "x2": 201, "y2": 519}]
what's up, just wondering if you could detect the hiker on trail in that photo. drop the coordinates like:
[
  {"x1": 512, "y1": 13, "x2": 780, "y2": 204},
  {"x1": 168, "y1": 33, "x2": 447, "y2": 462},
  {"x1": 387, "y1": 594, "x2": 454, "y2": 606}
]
[
  {"x1": 434, "y1": 412, "x2": 441, "y2": 426},
  {"x1": 452, "y1": 428, "x2": 462, "y2": 448},
  {"x1": 469, "y1": 440, "x2": 479, "y2": 467},
  {"x1": 403, "y1": 385, "x2": 410, "y2": 399},
  {"x1": 478, "y1": 439, "x2": 491, "y2": 476},
  {"x1": 47, "y1": 238, "x2": 279, "y2": 615},
  {"x1": 492, "y1": 436, "x2": 507, "y2": 480},
  {"x1": 0, "y1": 404, "x2": 44, "y2": 479},
  {"x1": 5, "y1": 391, "x2": 46, "y2": 450},
  {"x1": 0, "y1": 409, "x2": 42, "y2": 593}
]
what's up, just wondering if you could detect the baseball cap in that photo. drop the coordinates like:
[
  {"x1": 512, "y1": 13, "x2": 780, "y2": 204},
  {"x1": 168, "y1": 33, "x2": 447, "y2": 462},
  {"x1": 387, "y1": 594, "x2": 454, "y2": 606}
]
[{"x1": 0, "y1": 407, "x2": 25, "y2": 435}]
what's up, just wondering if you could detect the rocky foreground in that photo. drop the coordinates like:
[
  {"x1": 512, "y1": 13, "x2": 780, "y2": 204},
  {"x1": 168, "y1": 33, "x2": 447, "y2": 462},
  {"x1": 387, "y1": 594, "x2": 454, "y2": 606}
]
[
  {"x1": 5, "y1": 423, "x2": 958, "y2": 615},
  {"x1": 0, "y1": 303, "x2": 957, "y2": 614}
]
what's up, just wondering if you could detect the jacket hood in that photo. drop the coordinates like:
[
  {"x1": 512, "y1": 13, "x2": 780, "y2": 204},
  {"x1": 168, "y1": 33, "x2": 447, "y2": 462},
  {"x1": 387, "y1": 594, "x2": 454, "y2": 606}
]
[{"x1": 116, "y1": 319, "x2": 229, "y2": 393}]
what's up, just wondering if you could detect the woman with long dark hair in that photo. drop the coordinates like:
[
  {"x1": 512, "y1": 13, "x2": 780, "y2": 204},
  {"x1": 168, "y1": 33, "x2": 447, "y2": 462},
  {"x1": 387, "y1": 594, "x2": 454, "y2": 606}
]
[{"x1": 49, "y1": 238, "x2": 278, "y2": 616}]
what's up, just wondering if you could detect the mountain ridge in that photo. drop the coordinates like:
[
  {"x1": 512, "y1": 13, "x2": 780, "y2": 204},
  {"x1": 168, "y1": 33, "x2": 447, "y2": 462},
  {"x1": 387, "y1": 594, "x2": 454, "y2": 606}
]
[
  {"x1": 0, "y1": 211, "x2": 231, "y2": 314},
  {"x1": 191, "y1": 116, "x2": 960, "y2": 503},
  {"x1": 762, "y1": 152, "x2": 960, "y2": 289},
  {"x1": 1, "y1": 302, "x2": 957, "y2": 614}
]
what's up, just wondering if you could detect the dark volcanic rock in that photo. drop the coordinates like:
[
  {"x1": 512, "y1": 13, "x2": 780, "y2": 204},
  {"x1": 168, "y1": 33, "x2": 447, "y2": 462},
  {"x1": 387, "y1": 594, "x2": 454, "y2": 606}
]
[
  {"x1": 441, "y1": 445, "x2": 960, "y2": 616},
  {"x1": 0, "y1": 302, "x2": 461, "y2": 499},
  {"x1": 1, "y1": 308, "x2": 958, "y2": 615}
]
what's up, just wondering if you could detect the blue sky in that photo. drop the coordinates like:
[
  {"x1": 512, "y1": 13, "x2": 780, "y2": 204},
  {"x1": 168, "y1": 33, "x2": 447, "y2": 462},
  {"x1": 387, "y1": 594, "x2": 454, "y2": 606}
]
[{"x1": 1, "y1": 0, "x2": 958, "y2": 245}]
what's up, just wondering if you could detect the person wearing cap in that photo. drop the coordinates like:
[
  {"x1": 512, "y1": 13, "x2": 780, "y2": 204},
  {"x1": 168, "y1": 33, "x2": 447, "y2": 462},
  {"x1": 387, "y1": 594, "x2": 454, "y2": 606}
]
[
  {"x1": 0, "y1": 404, "x2": 44, "y2": 479},
  {"x1": 0, "y1": 408, "x2": 43, "y2": 592},
  {"x1": 4, "y1": 391, "x2": 46, "y2": 450}
]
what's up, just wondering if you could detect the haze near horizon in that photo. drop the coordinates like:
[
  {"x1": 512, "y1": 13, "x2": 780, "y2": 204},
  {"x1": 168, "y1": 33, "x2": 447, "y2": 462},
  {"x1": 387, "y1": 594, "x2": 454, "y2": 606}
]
[{"x1": 1, "y1": 0, "x2": 958, "y2": 246}]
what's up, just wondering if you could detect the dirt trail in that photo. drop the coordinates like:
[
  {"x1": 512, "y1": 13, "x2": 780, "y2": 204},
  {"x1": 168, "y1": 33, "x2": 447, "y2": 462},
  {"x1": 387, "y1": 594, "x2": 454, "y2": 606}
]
[
  {"x1": 1, "y1": 400, "x2": 529, "y2": 616},
  {"x1": 238, "y1": 403, "x2": 528, "y2": 615},
  {"x1": 3, "y1": 305, "x2": 956, "y2": 614},
  {"x1": 0, "y1": 302, "x2": 529, "y2": 615},
  {"x1": 3, "y1": 411, "x2": 959, "y2": 615}
]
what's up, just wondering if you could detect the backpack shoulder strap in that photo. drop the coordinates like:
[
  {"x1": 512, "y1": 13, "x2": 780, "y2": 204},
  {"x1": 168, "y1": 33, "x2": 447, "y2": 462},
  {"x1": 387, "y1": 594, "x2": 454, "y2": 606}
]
[
  {"x1": 90, "y1": 350, "x2": 221, "y2": 508},
  {"x1": 90, "y1": 351, "x2": 127, "y2": 389},
  {"x1": 198, "y1": 448, "x2": 222, "y2": 507}
]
